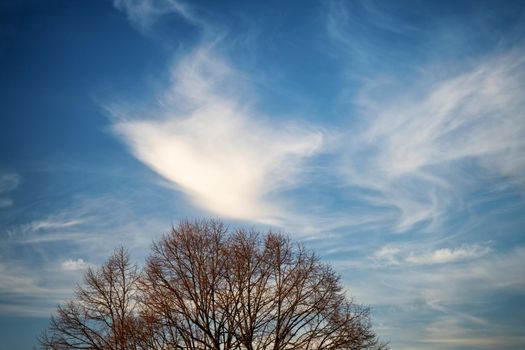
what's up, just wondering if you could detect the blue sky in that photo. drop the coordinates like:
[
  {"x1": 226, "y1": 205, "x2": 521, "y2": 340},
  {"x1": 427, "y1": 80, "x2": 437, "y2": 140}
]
[{"x1": 1, "y1": 0, "x2": 525, "y2": 349}]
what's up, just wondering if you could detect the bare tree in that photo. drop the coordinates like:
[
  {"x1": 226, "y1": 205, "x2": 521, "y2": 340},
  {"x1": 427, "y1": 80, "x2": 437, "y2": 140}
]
[
  {"x1": 40, "y1": 220, "x2": 387, "y2": 350},
  {"x1": 39, "y1": 247, "x2": 142, "y2": 350},
  {"x1": 142, "y1": 220, "x2": 387, "y2": 350}
]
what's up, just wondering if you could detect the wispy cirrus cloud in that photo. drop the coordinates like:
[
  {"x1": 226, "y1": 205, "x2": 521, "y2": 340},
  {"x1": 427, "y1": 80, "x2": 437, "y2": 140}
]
[
  {"x1": 324, "y1": 6, "x2": 525, "y2": 347},
  {"x1": 4, "y1": 217, "x2": 84, "y2": 243},
  {"x1": 334, "y1": 246, "x2": 525, "y2": 318},
  {"x1": 113, "y1": 47, "x2": 324, "y2": 224},
  {"x1": 338, "y1": 246, "x2": 525, "y2": 349},
  {"x1": 324, "y1": 0, "x2": 525, "y2": 233},
  {"x1": 110, "y1": 0, "x2": 525, "y2": 236},
  {"x1": 23, "y1": 219, "x2": 83, "y2": 232},
  {"x1": 337, "y1": 49, "x2": 525, "y2": 232},
  {"x1": 0, "y1": 191, "x2": 171, "y2": 316},
  {"x1": 0, "y1": 261, "x2": 72, "y2": 316}
]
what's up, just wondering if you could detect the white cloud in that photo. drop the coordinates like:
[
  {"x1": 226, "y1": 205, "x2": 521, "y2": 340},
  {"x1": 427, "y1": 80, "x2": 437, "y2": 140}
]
[
  {"x1": 339, "y1": 49, "x2": 525, "y2": 232},
  {"x1": 373, "y1": 243, "x2": 492, "y2": 266},
  {"x1": 405, "y1": 245, "x2": 492, "y2": 265},
  {"x1": 113, "y1": 48, "x2": 323, "y2": 224},
  {"x1": 61, "y1": 258, "x2": 89, "y2": 271},
  {"x1": 357, "y1": 246, "x2": 525, "y2": 308}
]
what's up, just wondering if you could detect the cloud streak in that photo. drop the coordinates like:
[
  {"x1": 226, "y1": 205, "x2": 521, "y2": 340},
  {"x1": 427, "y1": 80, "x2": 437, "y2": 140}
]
[{"x1": 373, "y1": 243, "x2": 492, "y2": 266}]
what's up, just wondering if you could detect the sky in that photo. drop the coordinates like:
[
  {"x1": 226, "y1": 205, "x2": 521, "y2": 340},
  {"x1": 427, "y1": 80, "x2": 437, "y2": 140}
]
[{"x1": 1, "y1": 0, "x2": 525, "y2": 349}]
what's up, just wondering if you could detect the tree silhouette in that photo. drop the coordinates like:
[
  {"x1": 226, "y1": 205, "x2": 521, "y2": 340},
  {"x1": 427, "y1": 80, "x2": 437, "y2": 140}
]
[
  {"x1": 40, "y1": 220, "x2": 387, "y2": 350},
  {"x1": 39, "y1": 247, "x2": 142, "y2": 350}
]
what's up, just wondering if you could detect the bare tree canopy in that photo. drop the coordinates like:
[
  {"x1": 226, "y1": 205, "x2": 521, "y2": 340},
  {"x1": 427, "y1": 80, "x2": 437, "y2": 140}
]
[
  {"x1": 40, "y1": 247, "x2": 141, "y2": 350},
  {"x1": 40, "y1": 220, "x2": 387, "y2": 350}
]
